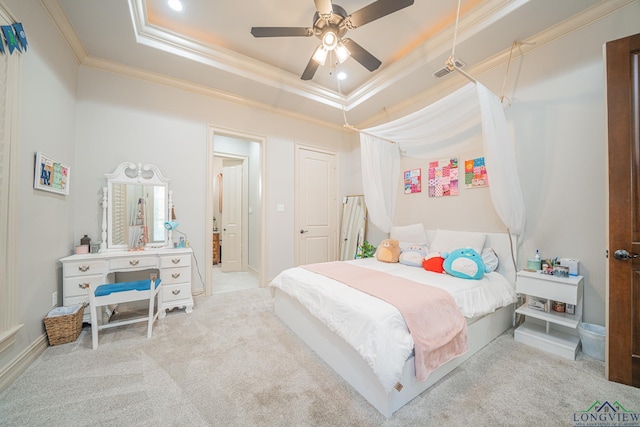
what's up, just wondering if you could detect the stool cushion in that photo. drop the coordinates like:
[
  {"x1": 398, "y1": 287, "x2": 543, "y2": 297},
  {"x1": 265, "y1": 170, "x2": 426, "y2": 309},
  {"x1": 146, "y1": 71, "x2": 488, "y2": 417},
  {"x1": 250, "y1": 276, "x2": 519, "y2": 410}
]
[{"x1": 95, "y1": 279, "x2": 161, "y2": 297}]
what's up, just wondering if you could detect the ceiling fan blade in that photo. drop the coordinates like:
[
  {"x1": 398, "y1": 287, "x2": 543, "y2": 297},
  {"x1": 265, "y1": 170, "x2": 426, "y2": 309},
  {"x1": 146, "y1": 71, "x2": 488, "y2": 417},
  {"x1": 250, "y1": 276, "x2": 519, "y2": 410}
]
[
  {"x1": 342, "y1": 38, "x2": 381, "y2": 71},
  {"x1": 250, "y1": 27, "x2": 314, "y2": 38},
  {"x1": 301, "y1": 54, "x2": 321, "y2": 80},
  {"x1": 314, "y1": 0, "x2": 333, "y2": 16},
  {"x1": 346, "y1": 0, "x2": 414, "y2": 29}
]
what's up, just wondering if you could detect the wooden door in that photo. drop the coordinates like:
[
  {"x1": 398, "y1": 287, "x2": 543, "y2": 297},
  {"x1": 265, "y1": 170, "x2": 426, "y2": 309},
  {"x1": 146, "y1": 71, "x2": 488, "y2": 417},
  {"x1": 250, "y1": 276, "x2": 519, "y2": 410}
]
[
  {"x1": 606, "y1": 32, "x2": 640, "y2": 387},
  {"x1": 221, "y1": 164, "x2": 242, "y2": 272},
  {"x1": 295, "y1": 146, "x2": 337, "y2": 265}
]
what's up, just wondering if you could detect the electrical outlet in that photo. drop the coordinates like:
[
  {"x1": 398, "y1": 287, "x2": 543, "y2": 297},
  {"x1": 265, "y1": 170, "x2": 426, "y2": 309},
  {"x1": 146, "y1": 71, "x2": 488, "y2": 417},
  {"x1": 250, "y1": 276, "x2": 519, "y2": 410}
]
[{"x1": 52, "y1": 291, "x2": 57, "y2": 307}]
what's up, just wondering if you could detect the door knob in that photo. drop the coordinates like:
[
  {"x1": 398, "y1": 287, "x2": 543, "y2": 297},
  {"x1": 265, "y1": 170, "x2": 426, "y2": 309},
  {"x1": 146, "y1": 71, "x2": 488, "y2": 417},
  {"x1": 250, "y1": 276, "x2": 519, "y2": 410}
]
[
  {"x1": 613, "y1": 249, "x2": 639, "y2": 260},
  {"x1": 300, "y1": 229, "x2": 308, "y2": 234}
]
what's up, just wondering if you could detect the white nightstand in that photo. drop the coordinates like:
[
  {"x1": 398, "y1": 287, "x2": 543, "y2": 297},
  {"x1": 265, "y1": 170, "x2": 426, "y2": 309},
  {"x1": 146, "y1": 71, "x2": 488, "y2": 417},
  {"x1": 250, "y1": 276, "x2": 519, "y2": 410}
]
[{"x1": 514, "y1": 270, "x2": 584, "y2": 360}]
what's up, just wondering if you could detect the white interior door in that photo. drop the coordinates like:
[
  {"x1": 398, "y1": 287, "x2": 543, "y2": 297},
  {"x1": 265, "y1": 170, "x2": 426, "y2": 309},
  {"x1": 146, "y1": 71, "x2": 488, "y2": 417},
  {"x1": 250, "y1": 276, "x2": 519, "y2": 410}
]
[
  {"x1": 221, "y1": 164, "x2": 242, "y2": 272},
  {"x1": 295, "y1": 146, "x2": 337, "y2": 265}
]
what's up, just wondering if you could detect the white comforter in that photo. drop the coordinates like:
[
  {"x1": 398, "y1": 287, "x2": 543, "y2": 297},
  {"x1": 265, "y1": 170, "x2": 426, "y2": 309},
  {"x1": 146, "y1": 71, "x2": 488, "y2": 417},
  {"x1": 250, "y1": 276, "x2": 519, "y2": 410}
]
[{"x1": 269, "y1": 258, "x2": 517, "y2": 392}]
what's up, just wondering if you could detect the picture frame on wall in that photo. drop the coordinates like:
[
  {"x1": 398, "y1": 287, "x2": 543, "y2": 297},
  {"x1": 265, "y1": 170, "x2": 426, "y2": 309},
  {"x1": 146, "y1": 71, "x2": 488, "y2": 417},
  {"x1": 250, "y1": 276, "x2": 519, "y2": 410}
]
[{"x1": 33, "y1": 151, "x2": 70, "y2": 195}]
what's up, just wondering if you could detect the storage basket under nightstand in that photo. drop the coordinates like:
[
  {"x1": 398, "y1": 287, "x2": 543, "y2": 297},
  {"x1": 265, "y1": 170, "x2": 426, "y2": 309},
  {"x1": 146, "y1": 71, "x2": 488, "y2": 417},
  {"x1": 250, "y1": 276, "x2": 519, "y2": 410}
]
[{"x1": 44, "y1": 303, "x2": 85, "y2": 346}]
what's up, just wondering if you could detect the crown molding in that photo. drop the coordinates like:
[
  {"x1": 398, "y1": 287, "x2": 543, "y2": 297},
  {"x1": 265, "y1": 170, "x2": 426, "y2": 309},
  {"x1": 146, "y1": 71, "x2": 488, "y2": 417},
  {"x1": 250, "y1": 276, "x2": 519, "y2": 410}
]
[
  {"x1": 42, "y1": 0, "x2": 636, "y2": 129},
  {"x1": 356, "y1": 0, "x2": 638, "y2": 129},
  {"x1": 39, "y1": 0, "x2": 86, "y2": 63},
  {"x1": 128, "y1": 0, "x2": 344, "y2": 110},
  {"x1": 81, "y1": 55, "x2": 347, "y2": 132}
]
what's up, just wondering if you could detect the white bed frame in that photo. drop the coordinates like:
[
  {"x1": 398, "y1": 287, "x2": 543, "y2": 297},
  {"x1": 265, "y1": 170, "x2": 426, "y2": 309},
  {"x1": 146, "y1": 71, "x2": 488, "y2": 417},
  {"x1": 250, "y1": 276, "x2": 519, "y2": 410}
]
[{"x1": 273, "y1": 231, "x2": 517, "y2": 418}]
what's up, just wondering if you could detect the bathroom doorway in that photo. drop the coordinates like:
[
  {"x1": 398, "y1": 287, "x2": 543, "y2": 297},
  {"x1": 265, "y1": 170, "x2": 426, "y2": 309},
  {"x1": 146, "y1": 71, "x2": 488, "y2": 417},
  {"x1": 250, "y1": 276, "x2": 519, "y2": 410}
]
[{"x1": 206, "y1": 127, "x2": 266, "y2": 295}]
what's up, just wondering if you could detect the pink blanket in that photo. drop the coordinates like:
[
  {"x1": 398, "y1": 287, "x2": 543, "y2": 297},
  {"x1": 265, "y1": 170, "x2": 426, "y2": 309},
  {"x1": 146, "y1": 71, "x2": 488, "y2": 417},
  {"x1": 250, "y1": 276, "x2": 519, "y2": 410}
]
[{"x1": 302, "y1": 261, "x2": 468, "y2": 381}]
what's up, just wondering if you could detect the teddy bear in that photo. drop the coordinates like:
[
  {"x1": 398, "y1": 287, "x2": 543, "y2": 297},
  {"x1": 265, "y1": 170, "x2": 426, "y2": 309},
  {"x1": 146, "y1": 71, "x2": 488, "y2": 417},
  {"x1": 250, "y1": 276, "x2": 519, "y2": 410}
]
[
  {"x1": 442, "y1": 247, "x2": 491, "y2": 280},
  {"x1": 399, "y1": 244, "x2": 428, "y2": 267},
  {"x1": 375, "y1": 239, "x2": 400, "y2": 263}
]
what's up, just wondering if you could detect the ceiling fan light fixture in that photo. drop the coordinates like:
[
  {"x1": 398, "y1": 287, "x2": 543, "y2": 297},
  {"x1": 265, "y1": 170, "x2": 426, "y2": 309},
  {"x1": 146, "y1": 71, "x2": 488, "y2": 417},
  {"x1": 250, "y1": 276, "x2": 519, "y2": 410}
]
[
  {"x1": 312, "y1": 45, "x2": 328, "y2": 65},
  {"x1": 335, "y1": 42, "x2": 350, "y2": 63},
  {"x1": 321, "y1": 31, "x2": 338, "y2": 51}
]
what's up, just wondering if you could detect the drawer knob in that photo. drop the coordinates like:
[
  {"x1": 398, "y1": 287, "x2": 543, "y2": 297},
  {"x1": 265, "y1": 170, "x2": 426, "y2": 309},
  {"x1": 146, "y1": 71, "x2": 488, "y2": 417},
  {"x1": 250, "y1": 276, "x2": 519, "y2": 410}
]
[
  {"x1": 171, "y1": 258, "x2": 181, "y2": 264},
  {"x1": 172, "y1": 289, "x2": 181, "y2": 295},
  {"x1": 79, "y1": 283, "x2": 90, "y2": 289},
  {"x1": 78, "y1": 265, "x2": 90, "y2": 272},
  {"x1": 172, "y1": 273, "x2": 181, "y2": 279},
  {"x1": 129, "y1": 259, "x2": 139, "y2": 266}
]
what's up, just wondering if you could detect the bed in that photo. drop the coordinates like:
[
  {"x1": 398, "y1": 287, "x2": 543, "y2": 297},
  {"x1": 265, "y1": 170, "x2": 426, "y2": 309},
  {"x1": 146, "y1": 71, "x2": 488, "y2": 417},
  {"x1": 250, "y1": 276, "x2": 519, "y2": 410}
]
[{"x1": 269, "y1": 229, "x2": 518, "y2": 418}]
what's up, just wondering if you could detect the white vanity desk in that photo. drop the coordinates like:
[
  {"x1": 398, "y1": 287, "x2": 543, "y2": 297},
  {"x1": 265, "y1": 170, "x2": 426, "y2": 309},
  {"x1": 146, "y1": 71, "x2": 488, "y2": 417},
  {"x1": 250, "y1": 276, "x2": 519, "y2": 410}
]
[
  {"x1": 61, "y1": 247, "x2": 194, "y2": 323},
  {"x1": 60, "y1": 162, "x2": 194, "y2": 323}
]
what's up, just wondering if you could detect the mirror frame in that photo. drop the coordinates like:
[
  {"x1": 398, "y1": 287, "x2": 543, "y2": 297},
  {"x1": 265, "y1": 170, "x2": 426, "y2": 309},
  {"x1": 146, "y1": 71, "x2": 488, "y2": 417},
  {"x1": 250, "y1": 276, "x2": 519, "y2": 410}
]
[
  {"x1": 339, "y1": 195, "x2": 367, "y2": 260},
  {"x1": 102, "y1": 162, "x2": 170, "y2": 251}
]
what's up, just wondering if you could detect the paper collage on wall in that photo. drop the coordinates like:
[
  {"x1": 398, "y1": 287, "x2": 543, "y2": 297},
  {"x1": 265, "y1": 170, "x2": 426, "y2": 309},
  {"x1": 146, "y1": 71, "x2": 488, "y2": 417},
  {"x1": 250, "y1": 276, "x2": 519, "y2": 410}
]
[
  {"x1": 464, "y1": 157, "x2": 489, "y2": 188},
  {"x1": 404, "y1": 168, "x2": 422, "y2": 194},
  {"x1": 406, "y1": 156, "x2": 488, "y2": 198},
  {"x1": 428, "y1": 157, "x2": 459, "y2": 197}
]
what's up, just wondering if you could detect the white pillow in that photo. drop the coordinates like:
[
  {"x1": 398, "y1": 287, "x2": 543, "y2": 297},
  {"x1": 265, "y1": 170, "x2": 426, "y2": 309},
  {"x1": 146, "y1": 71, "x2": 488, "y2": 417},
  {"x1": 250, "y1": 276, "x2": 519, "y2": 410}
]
[
  {"x1": 482, "y1": 247, "x2": 499, "y2": 272},
  {"x1": 429, "y1": 229, "x2": 486, "y2": 255},
  {"x1": 390, "y1": 224, "x2": 427, "y2": 244},
  {"x1": 390, "y1": 224, "x2": 428, "y2": 251}
]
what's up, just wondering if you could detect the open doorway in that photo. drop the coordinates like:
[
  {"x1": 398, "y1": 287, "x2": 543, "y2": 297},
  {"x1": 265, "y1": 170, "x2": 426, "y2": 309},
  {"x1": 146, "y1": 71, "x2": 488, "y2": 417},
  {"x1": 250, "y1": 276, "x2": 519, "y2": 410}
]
[{"x1": 206, "y1": 127, "x2": 266, "y2": 295}]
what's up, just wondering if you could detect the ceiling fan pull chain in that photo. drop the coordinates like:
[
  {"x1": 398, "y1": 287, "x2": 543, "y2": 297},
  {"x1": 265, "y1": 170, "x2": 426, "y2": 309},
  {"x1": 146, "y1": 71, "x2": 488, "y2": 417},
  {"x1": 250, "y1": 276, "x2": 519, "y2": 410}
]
[{"x1": 335, "y1": 71, "x2": 350, "y2": 128}]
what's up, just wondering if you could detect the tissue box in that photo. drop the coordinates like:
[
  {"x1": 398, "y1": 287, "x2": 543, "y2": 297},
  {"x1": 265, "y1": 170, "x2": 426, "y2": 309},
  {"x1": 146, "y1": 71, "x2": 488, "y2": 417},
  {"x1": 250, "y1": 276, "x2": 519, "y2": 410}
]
[{"x1": 560, "y1": 258, "x2": 579, "y2": 276}]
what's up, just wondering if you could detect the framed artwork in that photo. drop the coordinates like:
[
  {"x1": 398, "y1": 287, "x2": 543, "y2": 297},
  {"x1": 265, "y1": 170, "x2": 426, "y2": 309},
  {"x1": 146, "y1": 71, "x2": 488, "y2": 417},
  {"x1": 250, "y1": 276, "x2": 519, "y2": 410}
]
[
  {"x1": 464, "y1": 157, "x2": 489, "y2": 188},
  {"x1": 33, "y1": 152, "x2": 70, "y2": 195},
  {"x1": 404, "y1": 168, "x2": 422, "y2": 194},
  {"x1": 428, "y1": 157, "x2": 459, "y2": 197}
]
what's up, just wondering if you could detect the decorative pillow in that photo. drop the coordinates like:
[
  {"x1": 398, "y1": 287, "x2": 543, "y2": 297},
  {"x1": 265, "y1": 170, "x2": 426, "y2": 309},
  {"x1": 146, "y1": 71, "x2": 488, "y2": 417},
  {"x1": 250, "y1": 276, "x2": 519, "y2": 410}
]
[
  {"x1": 376, "y1": 239, "x2": 400, "y2": 263},
  {"x1": 482, "y1": 247, "x2": 499, "y2": 272},
  {"x1": 399, "y1": 244, "x2": 428, "y2": 267},
  {"x1": 390, "y1": 224, "x2": 428, "y2": 251},
  {"x1": 429, "y1": 229, "x2": 487, "y2": 255},
  {"x1": 422, "y1": 252, "x2": 445, "y2": 273},
  {"x1": 443, "y1": 248, "x2": 490, "y2": 280}
]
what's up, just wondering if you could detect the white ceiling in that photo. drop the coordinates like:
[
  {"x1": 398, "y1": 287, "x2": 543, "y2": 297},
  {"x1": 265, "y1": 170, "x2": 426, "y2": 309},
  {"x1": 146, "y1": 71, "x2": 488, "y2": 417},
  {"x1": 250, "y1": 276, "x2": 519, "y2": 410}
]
[{"x1": 49, "y1": 0, "x2": 614, "y2": 126}]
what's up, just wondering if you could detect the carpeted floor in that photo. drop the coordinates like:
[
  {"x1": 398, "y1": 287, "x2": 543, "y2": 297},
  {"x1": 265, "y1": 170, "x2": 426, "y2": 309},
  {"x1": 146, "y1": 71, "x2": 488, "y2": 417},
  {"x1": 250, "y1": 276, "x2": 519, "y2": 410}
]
[{"x1": 0, "y1": 287, "x2": 638, "y2": 426}]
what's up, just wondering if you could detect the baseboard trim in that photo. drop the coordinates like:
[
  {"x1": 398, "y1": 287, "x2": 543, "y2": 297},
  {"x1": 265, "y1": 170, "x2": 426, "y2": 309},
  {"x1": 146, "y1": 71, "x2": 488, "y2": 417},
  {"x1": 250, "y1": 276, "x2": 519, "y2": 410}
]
[{"x1": 0, "y1": 334, "x2": 48, "y2": 394}]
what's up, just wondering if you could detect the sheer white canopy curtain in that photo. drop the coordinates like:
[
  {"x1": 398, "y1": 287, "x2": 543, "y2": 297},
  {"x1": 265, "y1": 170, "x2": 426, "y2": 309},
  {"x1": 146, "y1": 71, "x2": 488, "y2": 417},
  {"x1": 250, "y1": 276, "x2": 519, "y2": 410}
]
[{"x1": 360, "y1": 82, "x2": 526, "y2": 236}]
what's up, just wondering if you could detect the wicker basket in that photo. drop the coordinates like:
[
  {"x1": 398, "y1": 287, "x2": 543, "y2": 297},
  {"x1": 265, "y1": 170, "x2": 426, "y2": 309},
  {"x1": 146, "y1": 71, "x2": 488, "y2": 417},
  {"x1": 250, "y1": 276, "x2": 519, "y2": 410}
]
[{"x1": 44, "y1": 303, "x2": 85, "y2": 346}]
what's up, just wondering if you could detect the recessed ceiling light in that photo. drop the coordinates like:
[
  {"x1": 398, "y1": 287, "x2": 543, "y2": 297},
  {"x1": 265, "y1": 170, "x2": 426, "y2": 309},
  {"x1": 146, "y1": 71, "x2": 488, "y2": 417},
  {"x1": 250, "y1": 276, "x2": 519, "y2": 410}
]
[
  {"x1": 337, "y1": 72, "x2": 347, "y2": 80},
  {"x1": 168, "y1": 0, "x2": 183, "y2": 12}
]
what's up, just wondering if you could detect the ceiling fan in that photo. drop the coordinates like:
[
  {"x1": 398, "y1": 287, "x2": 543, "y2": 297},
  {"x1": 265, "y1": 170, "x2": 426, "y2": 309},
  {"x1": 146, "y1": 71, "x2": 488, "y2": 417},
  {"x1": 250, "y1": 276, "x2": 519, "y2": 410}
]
[{"x1": 250, "y1": 0, "x2": 414, "y2": 80}]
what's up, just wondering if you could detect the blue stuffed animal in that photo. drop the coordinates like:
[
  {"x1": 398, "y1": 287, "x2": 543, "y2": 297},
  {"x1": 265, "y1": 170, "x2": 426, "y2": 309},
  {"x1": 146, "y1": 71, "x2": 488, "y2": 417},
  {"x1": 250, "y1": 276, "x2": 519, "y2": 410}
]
[{"x1": 442, "y1": 248, "x2": 490, "y2": 280}]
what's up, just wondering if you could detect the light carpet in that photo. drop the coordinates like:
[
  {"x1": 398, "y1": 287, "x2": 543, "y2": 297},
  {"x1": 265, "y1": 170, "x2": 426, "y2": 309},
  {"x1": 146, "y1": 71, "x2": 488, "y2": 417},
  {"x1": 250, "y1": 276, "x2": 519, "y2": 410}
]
[{"x1": 0, "y1": 287, "x2": 638, "y2": 426}]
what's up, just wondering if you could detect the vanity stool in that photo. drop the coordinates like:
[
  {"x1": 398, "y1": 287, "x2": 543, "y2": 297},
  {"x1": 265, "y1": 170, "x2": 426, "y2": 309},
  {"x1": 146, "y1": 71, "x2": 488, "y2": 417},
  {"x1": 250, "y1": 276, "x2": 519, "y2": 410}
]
[{"x1": 89, "y1": 277, "x2": 162, "y2": 349}]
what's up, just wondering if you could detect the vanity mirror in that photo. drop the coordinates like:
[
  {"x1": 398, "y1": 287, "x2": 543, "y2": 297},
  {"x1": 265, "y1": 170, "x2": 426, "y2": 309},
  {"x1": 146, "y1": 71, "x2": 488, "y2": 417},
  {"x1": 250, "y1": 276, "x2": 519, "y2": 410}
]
[
  {"x1": 339, "y1": 195, "x2": 367, "y2": 260},
  {"x1": 102, "y1": 162, "x2": 171, "y2": 251}
]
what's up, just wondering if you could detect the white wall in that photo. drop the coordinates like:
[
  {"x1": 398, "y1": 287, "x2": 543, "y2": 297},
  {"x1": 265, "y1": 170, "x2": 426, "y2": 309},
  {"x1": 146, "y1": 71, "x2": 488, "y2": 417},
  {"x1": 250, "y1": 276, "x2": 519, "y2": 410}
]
[
  {"x1": 0, "y1": 0, "x2": 78, "y2": 373},
  {"x1": 72, "y1": 67, "x2": 356, "y2": 285},
  {"x1": 376, "y1": 2, "x2": 640, "y2": 326}
]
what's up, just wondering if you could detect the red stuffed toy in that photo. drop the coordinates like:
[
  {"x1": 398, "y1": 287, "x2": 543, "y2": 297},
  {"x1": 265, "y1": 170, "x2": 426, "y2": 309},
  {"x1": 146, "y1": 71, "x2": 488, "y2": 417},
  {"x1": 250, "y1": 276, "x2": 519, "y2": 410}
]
[{"x1": 422, "y1": 253, "x2": 445, "y2": 273}]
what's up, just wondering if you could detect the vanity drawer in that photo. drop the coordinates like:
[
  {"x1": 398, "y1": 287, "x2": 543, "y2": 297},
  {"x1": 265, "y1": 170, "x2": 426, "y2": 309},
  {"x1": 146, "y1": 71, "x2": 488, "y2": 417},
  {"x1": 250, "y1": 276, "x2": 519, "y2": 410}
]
[
  {"x1": 110, "y1": 256, "x2": 157, "y2": 271},
  {"x1": 161, "y1": 254, "x2": 191, "y2": 269},
  {"x1": 63, "y1": 294, "x2": 90, "y2": 309},
  {"x1": 161, "y1": 266, "x2": 191, "y2": 285},
  {"x1": 163, "y1": 283, "x2": 191, "y2": 303},
  {"x1": 63, "y1": 260, "x2": 106, "y2": 278},
  {"x1": 63, "y1": 275, "x2": 103, "y2": 298}
]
